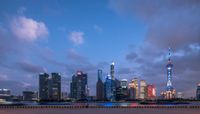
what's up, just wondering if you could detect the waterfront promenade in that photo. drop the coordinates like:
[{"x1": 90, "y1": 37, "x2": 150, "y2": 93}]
[
  {"x1": 0, "y1": 108, "x2": 200, "y2": 114},
  {"x1": 0, "y1": 106, "x2": 200, "y2": 114}
]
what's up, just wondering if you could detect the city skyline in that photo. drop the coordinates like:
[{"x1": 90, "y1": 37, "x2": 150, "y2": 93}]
[{"x1": 0, "y1": 0, "x2": 200, "y2": 98}]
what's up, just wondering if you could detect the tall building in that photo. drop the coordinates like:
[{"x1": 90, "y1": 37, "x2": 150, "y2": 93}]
[
  {"x1": 147, "y1": 84, "x2": 156, "y2": 100},
  {"x1": 39, "y1": 73, "x2": 61, "y2": 101},
  {"x1": 104, "y1": 75, "x2": 114, "y2": 101},
  {"x1": 196, "y1": 83, "x2": 200, "y2": 100},
  {"x1": 140, "y1": 80, "x2": 147, "y2": 99},
  {"x1": 161, "y1": 48, "x2": 176, "y2": 99},
  {"x1": 110, "y1": 62, "x2": 116, "y2": 101},
  {"x1": 96, "y1": 69, "x2": 104, "y2": 100},
  {"x1": 110, "y1": 62, "x2": 115, "y2": 80},
  {"x1": 39, "y1": 73, "x2": 49, "y2": 101},
  {"x1": 70, "y1": 71, "x2": 88, "y2": 100},
  {"x1": 119, "y1": 79, "x2": 128, "y2": 100},
  {"x1": 49, "y1": 73, "x2": 61, "y2": 101},
  {"x1": 133, "y1": 78, "x2": 139, "y2": 99},
  {"x1": 128, "y1": 81, "x2": 136, "y2": 100},
  {"x1": 128, "y1": 79, "x2": 139, "y2": 99},
  {"x1": 166, "y1": 48, "x2": 173, "y2": 91}
]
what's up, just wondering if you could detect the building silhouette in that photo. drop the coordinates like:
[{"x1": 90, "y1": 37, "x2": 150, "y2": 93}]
[
  {"x1": 161, "y1": 48, "x2": 176, "y2": 99},
  {"x1": 49, "y1": 73, "x2": 61, "y2": 101},
  {"x1": 196, "y1": 83, "x2": 200, "y2": 100},
  {"x1": 70, "y1": 71, "x2": 88, "y2": 100},
  {"x1": 104, "y1": 75, "x2": 114, "y2": 101},
  {"x1": 147, "y1": 84, "x2": 156, "y2": 100},
  {"x1": 39, "y1": 73, "x2": 61, "y2": 101},
  {"x1": 96, "y1": 69, "x2": 104, "y2": 100},
  {"x1": 140, "y1": 80, "x2": 147, "y2": 99},
  {"x1": 39, "y1": 73, "x2": 49, "y2": 101}
]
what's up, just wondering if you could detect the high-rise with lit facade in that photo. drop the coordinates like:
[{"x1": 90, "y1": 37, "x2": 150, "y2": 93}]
[
  {"x1": 96, "y1": 69, "x2": 104, "y2": 100},
  {"x1": 39, "y1": 73, "x2": 61, "y2": 101},
  {"x1": 161, "y1": 48, "x2": 176, "y2": 99},
  {"x1": 133, "y1": 78, "x2": 139, "y2": 99},
  {"x1": 128, "y1": 80, "x2": 136, "y2": 100},
  {"x1": 128, "y1": 78, "x2": 138, "y2": 99},
  {"x1": 110, "y1": 62, "x2": 115, "y2": 80},
  {"x1": 49, "y1": 73, "x2": 61, "y2": 101},
  {"x1": 39, "y1": 73, "x2": 49, "y2": 101},
  {"x1": 140, "y1": 80, "x2": 147, "y2": 99},
  {"x1": 110, "y1": 62, "x2": 116, "y2": 101},
  {"x1": 166, "y1": 48, "x2": 173, "y2": 91},
  {"x1": 196, "y1": 83, "x2": 200, "y2": 100},
  {"x1": 116, "y1": 79, "x2": 128, "y2": 100},
  {"x1": 104, "y1": 75, "x2": 113, "y2": 101},
  {"x1": 70, "y1": 71, "x2": 88, "y2": 100},
  {"x1": 147, "y1": 84, "x2": 156, "y2": 100}
]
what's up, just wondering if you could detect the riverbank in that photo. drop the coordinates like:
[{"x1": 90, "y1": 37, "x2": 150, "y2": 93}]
[{"x1": 0, "y1": 108, "x2": 200, "y2": 114}]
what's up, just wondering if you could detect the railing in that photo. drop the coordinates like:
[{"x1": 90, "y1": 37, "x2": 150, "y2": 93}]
[{"x1": 0, "y1": 105, "x2": 200, "y2": 109}]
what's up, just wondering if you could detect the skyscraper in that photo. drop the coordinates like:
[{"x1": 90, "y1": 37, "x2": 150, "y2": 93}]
[
  {"x1": 39, "y1": 73, "x2": 61, "y2": 101},
  {"x1": 128, "y1": 78, "x2": 139, "y2": 99},
  {"x1": 166, "y1": 48, "x2": 173, "y2": 91},
  {"x1": 39, "y1": 73, "x2": 49, "y2": 101},
  {"x1": 70, "y1": 71, "x2": 88, "y2": 100},
  {"x1": 119, "y1": 79, "x2": 128, "y2": 100},
  {"x1": 128, "y1": 80, "x2": 136, "y2": 100},
  {"x1": 96, "y1": 69, "x2": 104, "y2": 100},
  {"x1": 161, "y1": 48, "x2": 176, "y2": 99},
  {"x1": 147, "y1": 84, "x2": 156, "y2": 100},
  {"x1": 49, "y1": 73, "x2": 61, "y2": 101},
  {"x1": 133, "y1": 78, "x2": 139, "y2": 99},
  {"x1": 104, "y1": 75, "x2": 114, "y2": 101},
  {"x1": 196, "y1": 83, "x2": 200, "y2": 100},
  {"x1": 140, "y1": 80, "x2": 147, "y2": 99},
  {"x1": 110, "y1": 62, "x2": 115, "y2": 80}
]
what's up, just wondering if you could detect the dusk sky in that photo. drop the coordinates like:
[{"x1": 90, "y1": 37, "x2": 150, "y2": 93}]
[{"x1": 0, "y1": 0, "x2": 199, "y2": 97}]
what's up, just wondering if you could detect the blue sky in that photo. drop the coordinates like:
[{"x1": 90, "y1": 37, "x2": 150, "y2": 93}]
[{"x1": 0, "y1": 0, "x2": 200, "y2": 97}]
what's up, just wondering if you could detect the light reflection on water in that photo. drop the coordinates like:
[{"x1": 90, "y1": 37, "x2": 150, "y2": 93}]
[{"x1": 10, "y1": 101, "x2": 200, "y2": 107}]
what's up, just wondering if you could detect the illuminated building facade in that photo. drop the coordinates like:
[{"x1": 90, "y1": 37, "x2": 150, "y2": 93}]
[
  {"x1": 128, "y1": 78, "x2": 138, "y2": 99},
  {"x1": 116, "y1": 79, "x2": 128, "y2": 100},
  {"x1": 110, "y1": 62, "x2": 115, "y2": 80},
  {"x1": 104, "y1": 75, "x2": 114, "y2": 101},
  {"x1": 197, "y1": 83, "x2": 200, "y2": 100},
  {"x1": 49, "y1": 73, "x2": 61, "y2": 101},
  {"x1": 161, "y1": 48, "x2": 176, "y2": 99},
  {"x1": 39, "y1": 73, "x2": 61, "y2": 101},
  {"x1": 96, "y1": 69, "x2": 104, "y2": 100},
  {"x1": 70, "y1": 71, "x2": 88, "y2": 100},
  {"x1": 140, "y1": 80, "x2": 147, "y2": 99},
  {"x1": 147, "y1": 84, "x2": 156, "y2": 99},
  {"x1": 39, "y1": 73, "x2": 50, "y2": 101}
]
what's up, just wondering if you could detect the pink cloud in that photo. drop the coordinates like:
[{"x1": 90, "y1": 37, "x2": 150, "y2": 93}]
[
  {"x1": 10, "y1": 16, "x2": 49, "y2": 42},
  {"x1": 69, "y1": 31, "x2": 84, "y2": 45}
]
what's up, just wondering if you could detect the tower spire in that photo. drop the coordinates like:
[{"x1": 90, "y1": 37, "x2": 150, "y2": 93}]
[{"x1": 168, "y1": 47, "x2": 171, "y2": 61}]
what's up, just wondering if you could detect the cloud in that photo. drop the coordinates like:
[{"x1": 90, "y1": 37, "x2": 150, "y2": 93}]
[
  {"x1": 110, "y1": 0, "x2": 200, "y2": 50},
  {"x1": 10, "y1": 16, "x2": 49, "y2": 42},
  {"x1": 93, "y1": 24, "x2": 103, "y2": 33},
  {"x1": 66, "y1": 49, "x2": 88, "y2": 64},
  {"x1": 17, "y1": 7, "x2": 27, "y2": 15},
  {"x1": 0, "y1": 74, "x2": 8, "y2": 81},
  {"x1": 16, "y1": 60, "x2": 47, "y2": 73},
  {"x1": 126, "y1": 51, "x2": 138, "y2": 62},
  {"x1": 69, "y1": 31, "x2": 84, "y2": 45}
]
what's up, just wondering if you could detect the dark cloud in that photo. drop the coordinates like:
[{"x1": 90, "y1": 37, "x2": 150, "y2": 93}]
[
  {"x1": 16, "y1": 60, "x2": 46, "y2": 73},
  {"x1": 110, "y1": 0, "x2": 200, "y2": 49},
  {"x1": 66, "y1": 49, "x2": 88, "y2": 64},
  {"x1": 126, "y1": 52, "x2": 138, "y2": 62}
]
